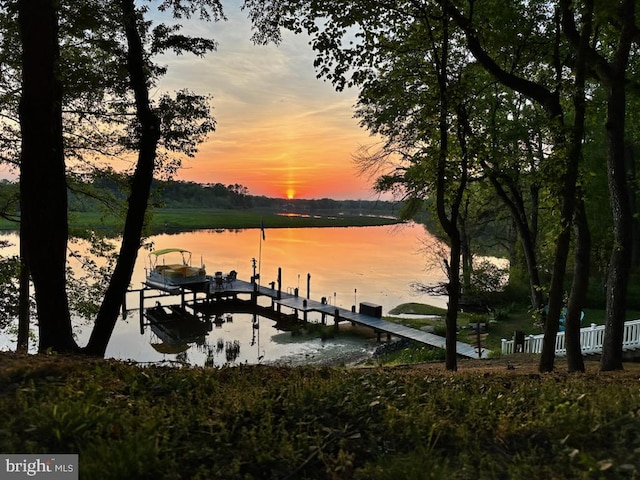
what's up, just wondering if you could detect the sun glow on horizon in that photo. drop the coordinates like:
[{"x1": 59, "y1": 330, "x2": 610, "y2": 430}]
[{"x1": 160, "y1": 8, "x2": 382, "y2": 201}]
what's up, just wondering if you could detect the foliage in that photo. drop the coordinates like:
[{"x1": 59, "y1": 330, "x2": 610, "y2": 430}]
[
  {"x1": 2, "y1": 353, "x2": 640, "y2": 479},
  {"x1": 3, "y1": 0, "x2": 225, "y2": 353},
  {"x1": 0, "y1": 180, "x2": 19, "y2": 223},
  {"x1": 464, "y1": 259, "x2": 510, "y2": 304},
  {"x1": 0, "y1": 179, "x2": 402, "y2": 220},
  {"x1": 66, "y1": 234, "x2": 119, "y2": 321},
  {"x1": 0, "y1": 252, "x2": 21, "y2": 328},
  {"x1": 375, "y1": 343, "x2": 446, "y2": 365},
  {"x1": 387, "y1": 303, "x2": 447, "y2": 317},
  {"x1": 1, "y1": 1, "x2": 218, "y2": 176}
]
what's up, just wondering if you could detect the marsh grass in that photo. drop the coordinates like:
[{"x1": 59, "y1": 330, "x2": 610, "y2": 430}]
[
  {"x1": 1, "y1": 209, "x2": 401, "y2": 233},
  {"x1": 60, "y1": 209, "x2": 403, "y2": 235},
  {"x1": 2, "y1": 352, "x2": 640, "y2": 479}
]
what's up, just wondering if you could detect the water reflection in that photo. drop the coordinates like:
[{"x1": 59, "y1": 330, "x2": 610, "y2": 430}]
[
  {"x1": 137, "y1": 223, "x2": 444, "y2": 313},
  {"x1": 2, "y1": 223, "x2": 448, "y2": 366},
  {"x1": 145, "y1": 304, "x2": 211, "y2": 354}
]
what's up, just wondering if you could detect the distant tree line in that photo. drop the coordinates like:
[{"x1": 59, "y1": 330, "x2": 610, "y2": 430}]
[
  {"x1": 48, "y1": 177, "x2": 403, "y2": 215},
  {"x1": 152, "y1": 180, "x2": 252, "y2": 209},
  {"x1": 150, "y1": 179, "x2": 402, "y2": 215},
  {"x1": 0, "y1": 178, "x2": 402, "y2": 217}
]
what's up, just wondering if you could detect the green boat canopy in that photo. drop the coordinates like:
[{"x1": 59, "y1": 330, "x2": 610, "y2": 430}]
[{"x1": 150, "y1": 248, "x2": 191, "y2": 256}]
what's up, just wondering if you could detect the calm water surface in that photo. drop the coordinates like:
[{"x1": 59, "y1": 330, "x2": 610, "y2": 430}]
[{"x1": 1, "y1": 223, "x2": 447, "y2": 366}]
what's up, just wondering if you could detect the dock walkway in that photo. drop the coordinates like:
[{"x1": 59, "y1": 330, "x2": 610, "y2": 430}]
[
  {"x1": 240, "y1": 280, "x2": 487, "y2": 359},
  {"x1": 272, "y1": 290, "x2": 487, "y2": 359},
  {"x1": 143, "y1": 277, "x2": 489, "y2": 359}
]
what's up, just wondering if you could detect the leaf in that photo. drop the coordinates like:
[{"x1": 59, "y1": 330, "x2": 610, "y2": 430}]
[{"x1": 598, "y1": 460, "x2": 613, "y2": 471}]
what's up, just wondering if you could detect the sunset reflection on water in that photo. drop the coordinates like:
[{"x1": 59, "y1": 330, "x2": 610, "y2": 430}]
[
  {"x1": 1, "y1": 224, "x2": 449, "y2": 366},
  {"x1": 137, "y1": 223, "x2": 444, "y2": 313}
]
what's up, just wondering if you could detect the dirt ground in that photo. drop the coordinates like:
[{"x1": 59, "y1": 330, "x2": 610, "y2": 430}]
[
  {"x1": 3, "y1": 351, "x2": 640, "y2": 381},
  {"x1": 410, "y1": 353, "x2": 640, "y2": 380}
]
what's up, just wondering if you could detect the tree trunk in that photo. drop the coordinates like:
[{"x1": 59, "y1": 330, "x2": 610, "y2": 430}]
[
  {"x1": 432, "y1": 16, "x2": 463, "y2": 372},
  {"x1": 18, "y1": 0, "x2": 76, "y2": 353},
  {"x1": 565, "y1": 197, "x2": 589, "y2": 373},
  {"x1": 625, "y1": 144, "x2": 639, "y2": 268},
  {"x1": 600, "y1": 0, "x2": 635, "y2": 371},
  {"x1": 600, "y1": 80, "x2": 633, "y2": 371},
  {"x1": 16, "y1": 219, "x2": 30, "y2": 353},
  {"x1": 444, "y1": 233, "x2": 461, "y2": 371},
  {"x1": 460, "y1": 205, "x2": 472, "y2": 295},
  {"x1": 84, "y1": 0, "x2": 161, "y2": 356},
  {"x1": 487, "y1": 175, "x2": 544, "y2": 312},
  {"x1": 552, "y1": 0, "x2": 591, "y2": 373},
  {"x1": 448, "y1": 0, "x2": 587, "y2": 372},
  {"x1": 439, "y1": 190, "x2": 460, "y2": 371},
  {"x1": 538, "y1": 5, "x2": 589, "y2": 373},
  {"x1": 539, "y1": 218, "x2": 572, "y2": 373}
]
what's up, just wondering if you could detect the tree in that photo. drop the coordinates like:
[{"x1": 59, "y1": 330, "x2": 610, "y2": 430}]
[
  {"x1": 0, "y1": 182, "x2": 28, "y2": 352},
  {"x1": 438, "y1": 0, "x2": 579, "y2": 373},
  {"x1": 451, "y1": 0, "x2": 638, "y2": 372},
  {"x1": 372, "y1": 11, "x2": 471, "y2": 371},
  {"x1": 0, "y1": 250, "x2": 21, "y2": 336},
  {"x1": 83, "y1": 0, "x2": 163, "y2": 356},
  {"x1": 251, "y1": 0, "x2": 480, "y2": 369},
  {"x1": 18, "y1": 0, "x2": 76, "y2": 352},
  {"x1": 559, "y1": 0, "x2": 593, "y2": 373},
  {"x1": 16, "y1": 0, "x2": 220, "y2": 354},
  {"x1": 596, "y1": 0, "x2": 636, "y2": 371},
  {"x1": 477, "y1": 83, "x2": 547, "y2": 314},
  {"x1": 248, "y1": 0, "x2": 575, "y2": 369},
  {"x1": 560, "y1": 0, "x2": 637, "y2": 371}
]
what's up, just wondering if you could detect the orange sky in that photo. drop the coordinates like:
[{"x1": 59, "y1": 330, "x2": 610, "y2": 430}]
[
  {"x1": 0, "y1": 2, "x2": 384, "y2": 200},
  {"x1": 155, "y1": 1, "x2": 383, "y2": 200}
]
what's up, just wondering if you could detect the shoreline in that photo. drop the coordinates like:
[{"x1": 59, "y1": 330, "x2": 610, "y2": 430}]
[{"x1": 0, "y1": 208, "x2": 405, "y2": 232}]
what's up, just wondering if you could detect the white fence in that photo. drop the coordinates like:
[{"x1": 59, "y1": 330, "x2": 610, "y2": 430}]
[{"x1": 501, "y1": 319, "x2": 640, "y2": 356}]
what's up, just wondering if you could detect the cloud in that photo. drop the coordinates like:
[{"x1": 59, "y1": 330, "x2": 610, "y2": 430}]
[{"x1": 152, "y1": 0, "x2": 378, "y2": 199}]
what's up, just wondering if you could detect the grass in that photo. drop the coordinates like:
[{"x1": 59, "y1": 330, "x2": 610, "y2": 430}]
[
  {"x1": 1, "y1": 352, "x2": 640, "y2": 479},
  {"x1": 388, "y1": 302, "x2": 447, "y2": 317},
  {"x1": 150, "y1": 209, "x2": 402, "y2": 231},
  {"x1": 0, "y1": 208, "x2": 402, "y2": 233},
  {"x1": 382, "y1": 302, "x2": 640, "y2": 357},
  {"x1": 373, "y1": 343, "x2": 446, "y2": 365},
  {"x1": 385, "y1": 302, "x2": 509, "y2": 352}
]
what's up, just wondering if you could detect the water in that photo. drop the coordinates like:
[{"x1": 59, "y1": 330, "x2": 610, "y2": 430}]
[{"x1": 1, "y1": 223, "x2": 448, "y2": 366}]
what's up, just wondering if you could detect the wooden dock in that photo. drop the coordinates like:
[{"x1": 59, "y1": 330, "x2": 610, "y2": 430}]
[
  {"x1": 140, "y1": 276, "x2": 489, "y2": 359},
  {"x1": 268, "y1": 287, "x2": 487, "y2": 359},
  {"x1": 217, "y1": 278, "x2": 488, "y2": 359}
]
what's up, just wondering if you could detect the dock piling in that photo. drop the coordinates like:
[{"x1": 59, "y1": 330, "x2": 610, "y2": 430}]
[
  {"x1": 139, "y1": 288, "x2": 145, "y2": 334},
  {"x1": 136, "y1": 272, "x2": 488, "y2": 359},
  {"x1": 277, "y1": 267, "x2": 282, "y2": 300}
]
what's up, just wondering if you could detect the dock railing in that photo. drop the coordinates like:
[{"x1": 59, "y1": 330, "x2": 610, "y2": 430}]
[{"x1": 501, "y1": 319, "x2": 640, "y2": 356}]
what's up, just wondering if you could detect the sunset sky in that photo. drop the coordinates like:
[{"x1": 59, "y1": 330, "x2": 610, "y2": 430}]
[{"x1": 155, "y1": 1, "x2": 381, "y2": 200}]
